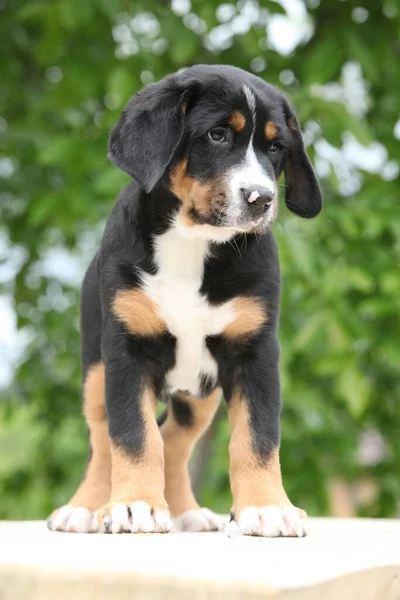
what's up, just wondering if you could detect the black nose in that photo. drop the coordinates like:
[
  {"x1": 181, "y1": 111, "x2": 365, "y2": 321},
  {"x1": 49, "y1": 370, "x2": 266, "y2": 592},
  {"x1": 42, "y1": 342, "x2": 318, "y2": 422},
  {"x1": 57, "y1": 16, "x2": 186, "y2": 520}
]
[{"x1": 240, "y1": 188, "x2": 274, "y2": 215}]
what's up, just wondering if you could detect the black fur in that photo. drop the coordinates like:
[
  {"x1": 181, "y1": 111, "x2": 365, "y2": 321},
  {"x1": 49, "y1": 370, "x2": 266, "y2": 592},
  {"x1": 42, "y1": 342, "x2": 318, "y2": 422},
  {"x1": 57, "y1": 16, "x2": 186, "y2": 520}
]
[
  {"x1": 199, "y1": 373, "x2": 217, "y2": 398},
  {"x1": 281, "y1": 97, "x2": 322, "y2": 218},
  {"x1": 81, "y1": 65, "x2": 321, "y2": 467},
  {"x1": 171, "y1": 396, "x2": 194, "y2": 428},
  {"x1": 109, "y1": 65, "x2": 321, "y2": 221}
]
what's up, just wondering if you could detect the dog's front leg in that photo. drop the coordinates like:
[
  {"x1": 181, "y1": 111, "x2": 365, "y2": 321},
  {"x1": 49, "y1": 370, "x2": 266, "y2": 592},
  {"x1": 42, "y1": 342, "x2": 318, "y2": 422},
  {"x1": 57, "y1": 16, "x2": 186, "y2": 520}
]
[
  {"x1": 224, "y1": 334, "x2": 307, "y2": 538},
  {"x1": 95, "y1": 323, "x2": 171, "y2": 534}
]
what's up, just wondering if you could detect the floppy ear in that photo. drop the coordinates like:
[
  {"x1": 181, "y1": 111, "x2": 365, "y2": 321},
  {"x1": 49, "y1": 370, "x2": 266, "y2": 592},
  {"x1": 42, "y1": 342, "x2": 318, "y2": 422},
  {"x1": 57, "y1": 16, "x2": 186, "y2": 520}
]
[
  {"x1": 282, "y1": 100, "x2": 322, "y2": 218},
  {"x1": 108, "y1": 77, "x2": 193, "y2": 193}
]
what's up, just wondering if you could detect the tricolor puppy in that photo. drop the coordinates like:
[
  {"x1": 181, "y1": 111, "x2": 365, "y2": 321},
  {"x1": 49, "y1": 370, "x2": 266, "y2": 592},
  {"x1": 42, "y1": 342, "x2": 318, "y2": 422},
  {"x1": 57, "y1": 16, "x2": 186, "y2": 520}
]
[{"x1": 48, "y1": 65, "x2": 321, "y2": 536}]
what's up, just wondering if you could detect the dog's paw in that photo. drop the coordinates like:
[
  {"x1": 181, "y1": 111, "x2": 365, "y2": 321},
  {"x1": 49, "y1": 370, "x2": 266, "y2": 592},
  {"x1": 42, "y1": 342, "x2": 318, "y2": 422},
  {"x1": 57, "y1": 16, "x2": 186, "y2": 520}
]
[
  {"x1": 225, "y1": 505, "x2": 307, "y2": 538},
  {"x1": 47, "y1": 505, "x2": 97, "y2": 533},
  {"x1": 172, "y1": 507, "x2": 228, "y2": 532},
  {"x1": 96, "y1": 500, "x2": 172, "y2": 534}
]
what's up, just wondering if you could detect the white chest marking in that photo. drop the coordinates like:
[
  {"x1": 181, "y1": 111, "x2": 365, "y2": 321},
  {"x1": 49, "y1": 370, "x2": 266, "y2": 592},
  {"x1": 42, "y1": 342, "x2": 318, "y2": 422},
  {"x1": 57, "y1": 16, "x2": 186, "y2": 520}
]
[{"x1": 142, "y1": 222, "x2": 235, "y2": 396}]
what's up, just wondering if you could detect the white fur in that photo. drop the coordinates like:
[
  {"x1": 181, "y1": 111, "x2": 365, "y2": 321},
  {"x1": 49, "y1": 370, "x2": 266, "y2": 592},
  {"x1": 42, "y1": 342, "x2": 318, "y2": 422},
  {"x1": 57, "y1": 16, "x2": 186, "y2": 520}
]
[
  {"x1": 226, "y1": 505, "x2": 307, "y2": 538},
  {"x1": 175, "y1": 218, "x2": 239, "y2": 242},
  {"x1": 48, "y1": 505, "x2": 97, "y2": 533},
  {"x1": 172, "y1": 508, "x2": 228, "y2": 532},
  {"x1": 100, "y1": 501, "x2": 172, "y2": 534},
  {"x1": 227, "y1": 141, "x2": 275, "y2": 201},
  {"x1": 243, "y1": 84, "x2": 256, "y2": 117},
  {"x1": 142, "y1": 218, "x2": 237, "y2": 396},
  {"x1": 223, "y1": 85, "x2": 276, "y2": 227}
]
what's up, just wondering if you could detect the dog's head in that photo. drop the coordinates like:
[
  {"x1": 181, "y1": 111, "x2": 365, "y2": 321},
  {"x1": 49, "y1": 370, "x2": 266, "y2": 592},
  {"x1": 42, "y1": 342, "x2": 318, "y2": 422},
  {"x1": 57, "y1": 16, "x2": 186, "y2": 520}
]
[{"x1": 109, "y1": 65, "x2": 321, "y2": 236}]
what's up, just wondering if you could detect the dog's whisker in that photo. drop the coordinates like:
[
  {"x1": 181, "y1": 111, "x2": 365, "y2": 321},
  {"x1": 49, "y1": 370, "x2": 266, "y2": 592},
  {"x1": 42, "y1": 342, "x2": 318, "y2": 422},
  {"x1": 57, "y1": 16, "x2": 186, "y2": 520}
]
[{"x1": 228, "y1": 236, "x2": 243, "y2": 260}]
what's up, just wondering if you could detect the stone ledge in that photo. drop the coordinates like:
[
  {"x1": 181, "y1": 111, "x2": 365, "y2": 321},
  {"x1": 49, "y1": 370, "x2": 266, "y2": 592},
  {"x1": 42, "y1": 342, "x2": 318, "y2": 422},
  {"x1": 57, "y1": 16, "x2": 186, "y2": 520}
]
[{"x1": 1, "y1": 518, "x2": 400, "y2": 599}]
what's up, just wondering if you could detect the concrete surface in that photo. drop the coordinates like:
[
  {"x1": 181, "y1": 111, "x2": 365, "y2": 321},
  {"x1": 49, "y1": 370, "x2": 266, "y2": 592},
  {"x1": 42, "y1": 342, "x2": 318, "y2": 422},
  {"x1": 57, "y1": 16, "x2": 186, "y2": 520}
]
[{"x1": 0, "y1": 518, "x2": 400, "y2": 599}]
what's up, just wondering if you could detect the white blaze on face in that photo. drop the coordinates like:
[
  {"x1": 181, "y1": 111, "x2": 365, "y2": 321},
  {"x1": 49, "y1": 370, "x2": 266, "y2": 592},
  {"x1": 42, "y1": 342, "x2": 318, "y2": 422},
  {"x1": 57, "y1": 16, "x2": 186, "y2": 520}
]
[{"x1": 224, "y1": 84, "x2": 276, "y2": 226}]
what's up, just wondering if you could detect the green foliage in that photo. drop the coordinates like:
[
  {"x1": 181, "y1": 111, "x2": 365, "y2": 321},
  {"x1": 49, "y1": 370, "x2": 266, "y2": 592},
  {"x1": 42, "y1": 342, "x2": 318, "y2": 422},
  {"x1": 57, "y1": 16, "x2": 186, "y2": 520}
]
[{"x1": 1, "y1": 0, "x2": 399, "y2": 520}]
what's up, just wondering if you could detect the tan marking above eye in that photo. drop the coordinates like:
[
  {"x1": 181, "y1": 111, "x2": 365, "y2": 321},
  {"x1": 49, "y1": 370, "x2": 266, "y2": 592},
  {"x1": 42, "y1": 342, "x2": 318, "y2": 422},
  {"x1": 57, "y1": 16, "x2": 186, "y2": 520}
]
[
  {"x1": 228, "y1": 111, "x2": 246, "y2": 132},
  {"x1": 112, "y1": 289, "x2": 166, "y2": 336},
  {"x1": 265, "y1": 120, "x2": 278, "y2": 141},
  {"x1": 223, "y1": 296, "x2": 267, "y2": 339}
]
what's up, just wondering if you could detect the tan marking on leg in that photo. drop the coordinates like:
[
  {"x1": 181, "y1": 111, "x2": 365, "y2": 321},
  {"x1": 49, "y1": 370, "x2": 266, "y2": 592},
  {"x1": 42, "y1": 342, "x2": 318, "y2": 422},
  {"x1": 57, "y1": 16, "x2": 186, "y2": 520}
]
[
  {"x1": 100, "y1": 386, "x2": 167, "y2": 520},
  {"x1": 160, "y1": 389, "x2": 221, "y2": 517},
  {"x1": 69, "y1": 362, "x2": 111, "y2": 511},
  {"x1": 265, "y1": 120, "x2": 278, "y2": 142},
  {"x1": 112, "y1": 289, "x2": 166, "y2": 337},
  {"x1": 228, "y1": 111, "x2": 246, "y2": 132},
  {"x1": 170, "y1": 160, "x2": 226, "y2": 226},
  {"x1": 223, "y1": 296, "x2": 267, "y2": 339},
  {"x1": 228, "y1": 393, "x2": 291, "y2": 516}
]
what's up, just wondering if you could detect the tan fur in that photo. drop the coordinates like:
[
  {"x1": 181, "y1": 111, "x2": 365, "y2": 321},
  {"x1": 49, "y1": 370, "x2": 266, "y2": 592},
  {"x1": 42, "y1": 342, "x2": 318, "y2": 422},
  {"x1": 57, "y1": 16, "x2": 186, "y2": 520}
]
[
  {"x1": 160, "y1": 389, "x2": 221, "y2": 517},
  {"x1": 170, "y1": 159, "x2": 226, "y2": 226},
  {"x1": 228, "y1": 111, "x2": 246, "y2": 132},
  {"x1": 287, "y1": 116, "x2": 297, "y2": 134},
  {"x1": 170, "y1": 159, "x2": 204, "y2": 205},
  {"x1": 179, "y1": 213, "x2": 197, "y2": 228},
  {"x1": 69, "y1": 362, "x2": 111, "y2": 511},
  {"x1": 228, "y1": 393, "x2": 295, "y2": 516},
  {"x1": 99, "y1": 386, "x2": 167, "y2": 519},
  {"x1": 112, "y1": 289, "x2": 166, "y2": 336},
  {"x1": 265, "y1": 120, "x2": 278, "y2": 141},
  {"x1": 224, "y1": 296, "x2": 267, "y2": 339}
]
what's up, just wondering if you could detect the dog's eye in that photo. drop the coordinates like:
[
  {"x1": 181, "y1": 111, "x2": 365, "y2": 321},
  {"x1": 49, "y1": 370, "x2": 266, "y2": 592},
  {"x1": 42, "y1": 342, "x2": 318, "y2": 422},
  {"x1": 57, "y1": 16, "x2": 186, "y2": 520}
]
[
  {"x1": 207, "y1": 128, "x2": 227, "y2": 143},
  {"x1": 269, "y1": 142, "x2": 281, "y2": 153}
]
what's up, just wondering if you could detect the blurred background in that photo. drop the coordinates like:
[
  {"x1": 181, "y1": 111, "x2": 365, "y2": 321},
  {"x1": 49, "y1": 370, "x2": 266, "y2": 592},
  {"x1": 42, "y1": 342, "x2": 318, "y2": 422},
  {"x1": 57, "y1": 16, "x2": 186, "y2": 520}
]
[{"x1": 1, "y1": 0, "x2": 399, "y2": 521}]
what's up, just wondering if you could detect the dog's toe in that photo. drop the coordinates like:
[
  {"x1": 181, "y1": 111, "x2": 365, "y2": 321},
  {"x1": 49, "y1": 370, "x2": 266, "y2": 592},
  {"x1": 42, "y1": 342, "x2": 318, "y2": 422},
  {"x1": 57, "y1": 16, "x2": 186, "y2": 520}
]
[
  {"x1": 47, "y1": 505, "x2": 97, "y2": 533},
  {"x1": 227, "y1": 505, "x2": 307, "y2": 538},
  {"x1": 97, "y1": 500, "x2": 172, "y2": 534},
  {"x1": 173, "y1": 508, "x2": 227, "y2": 532}
]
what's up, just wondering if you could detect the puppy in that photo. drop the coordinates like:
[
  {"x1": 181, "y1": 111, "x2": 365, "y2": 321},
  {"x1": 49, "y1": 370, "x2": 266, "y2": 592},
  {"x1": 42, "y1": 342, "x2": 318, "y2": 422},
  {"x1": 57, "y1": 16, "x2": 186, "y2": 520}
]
[{"x1": 47, "y1": 65, "x2": 321, "y2": 536}]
